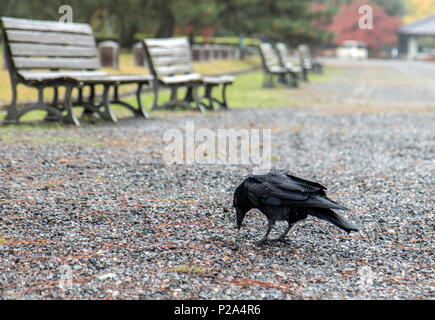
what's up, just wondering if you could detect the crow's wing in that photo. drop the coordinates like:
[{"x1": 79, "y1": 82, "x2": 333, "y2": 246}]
[
  {"x1": 244, "y1": 173, "x2": 348, "y2": 211},
  {"x1": 244, "y1": 176, "x2": 311, "y2": 207},
  {"x1": 257, "y1": 170, "x2": 327, "y2": 193},
  {"x1": 280, "y1": 170, "x2": 327, "y2": 191}
]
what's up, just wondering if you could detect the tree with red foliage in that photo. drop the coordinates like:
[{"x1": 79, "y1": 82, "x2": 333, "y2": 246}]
[{"x1": 327, "y1": 0, "x2": 402, "y2": 50}]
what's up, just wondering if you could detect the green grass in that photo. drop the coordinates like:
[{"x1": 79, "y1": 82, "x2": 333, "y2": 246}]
[
  {"x1": 0, "y1": 45, "x2": 336, "y2": 130},
  {"x1": 228, "y1": 72, "x2": 299, "y2": 108},
  {"x1": 0, "y1": 49, "x2": 262, "y2": 128},
  {"x1": 226, "y1": 66, "x2": 338, "y2": 108},
  {"x1": 0, "y1": 66, "x2": 335, "y2": 132},
  {"x1": 0, "y1": 49, "x2": 260, "y2": 105},
  {"x1": 120, "y1": 67, "x2": 337, "y2": 114}
]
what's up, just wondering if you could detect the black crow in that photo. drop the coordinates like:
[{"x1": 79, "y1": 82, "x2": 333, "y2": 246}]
[{"x1": 233, "y1": 169, "x2": 359, "y2": 245}]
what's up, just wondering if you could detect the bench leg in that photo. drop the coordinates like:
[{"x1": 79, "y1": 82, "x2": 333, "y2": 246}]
[
  {"x1": 80, "y1": 86, "x2": 98, "y2": 117},
  {"x1": 4, "y1": 85, "x2": 64, "y2": 125},
  {"x1": 201, "y1": 83, "x2": 231, "y2": 110},
  {"x1": 291, "y1": 73, "x2": 299, "y2": 88},
  {"x1": 302, "y1": 68, "x2": 309, "y2": 82},
  {"x1": 221, "y1": 83, "x2": 230, "y2": 109},
  {"x1": 51, "y1": 86, "x2": 59, "y2": 106},
  {"x1": 262, "y1": 72, "x2": 275, "y2": 88},
  {"x1": 202, "y1": 85, "x2": 216, "y2": 111},
  {"x1": 63, "y1": 85, "x2": 81, "y2": 126},
  {"x1": 170, "y1": 86, "x2": 179, "y2": 110},
  {"x1": 100, "y1": 84, "x2": 118, "y2": 122},
  {"x1": 3, "y1": 82, "x2": 20, "y2": 123},
  {"x1": 108, "y1": 84, "x2": 150, "y2": 119},
  {"x1": 43, "y1": 87, "x2": 58, "y2": 121},
  {"x1": 154, "y1": 84, "x2": 204, "y2": 112},
  {"x1": 192, "y1": 85, "x2": 206, "y2": 113},
  {"x1": 262, "y1": 72, "x2": 270, "y2": 88},
  {"x1": 136, "y1": 83, "x2": 150, "y2": 119},
  {"x1": 185, "y1": 85, "x2": 206, "y2": 112}
]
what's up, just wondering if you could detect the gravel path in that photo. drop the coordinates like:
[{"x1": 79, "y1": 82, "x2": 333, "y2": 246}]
[{"x1": 0, "y1": 60, "x2": 434, "y2": 300}]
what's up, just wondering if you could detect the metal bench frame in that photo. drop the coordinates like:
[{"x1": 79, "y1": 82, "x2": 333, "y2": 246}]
[
  {"x1": 1, "y1": 17, "x2": 153, "y2": 126},
  {"x1": 258, "y1": 43, "x2": 298, "y2": 88},
  {"x1": 276, "y1": 42, "x2": 308, "y2": 82},
  {"x1": 298, "y1": 44, "x2": 324, "y2": 75},
  {"x1": 143, "y1": 37, "x2": 234, "y2": 112}
]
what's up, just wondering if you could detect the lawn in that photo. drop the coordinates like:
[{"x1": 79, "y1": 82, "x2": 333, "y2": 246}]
[
  {"x1": 0, "y1": 47, "x2": 334, "y2": 126},
  {"x1": 0, "y1": 48, "x2": 260, "y2": 106}
]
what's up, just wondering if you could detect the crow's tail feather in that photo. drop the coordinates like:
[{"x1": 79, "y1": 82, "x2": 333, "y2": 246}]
[
  {"x1": 304, "y1": 194, "x2": 349, "y2": 211},
  {"x1": 308, "y1": 208, "x2": 359, "y2": 233}
]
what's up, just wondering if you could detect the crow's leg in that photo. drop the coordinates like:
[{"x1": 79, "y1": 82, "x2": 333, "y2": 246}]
[
  {"x1": 256, "y1": 220, "x2": 275, "y2": 245},
  {"x1": 235, "y1": 229, "x2": 241, "y2": 247},
  {"x1": 273, "y1": 222, "x2": 294, "y2": 242}
]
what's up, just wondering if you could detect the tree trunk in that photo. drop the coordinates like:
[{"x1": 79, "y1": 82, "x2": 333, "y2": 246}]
[
  {"x1": 118, "y1": 15, "x2": 138, "y2": 48},
  {"x1": 155, "y1": 5, "x2": 175, "y2": 38}
]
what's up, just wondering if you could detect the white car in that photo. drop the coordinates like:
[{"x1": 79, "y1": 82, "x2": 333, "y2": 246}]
[{"x1": 337, "y1": 41, "x2": 368, "y2": 60}]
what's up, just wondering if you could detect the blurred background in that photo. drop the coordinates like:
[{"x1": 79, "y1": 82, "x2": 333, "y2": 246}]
[
  {"x1": 1, "y1": 0, "x2": 435, "y2": 112},
  {"x1": 1, "y1": 0, "x2": 434, "y2": 59},
  {"x1": 0, "y1": 1, "x2": 434, "y2": 301}
]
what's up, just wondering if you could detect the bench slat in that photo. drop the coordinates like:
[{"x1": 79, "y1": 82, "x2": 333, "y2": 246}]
[
  {"x1": 148, "y1": 47, "x2": 190, "y2": 57},
  {"x1": 13, "y1": 57, "x2": 100, "y2": 70},
  {"x1": 145, "y1": 38, "x2": 189, "y2": 47},
  {"x1": 72, "y1": 74, "x2": 154, "y2": 84},
  {"x1": 144, "y1": 37, "x2": 195, "y2": 78},
  {"x1": 276, "y1": 43, "x2": 290, "y2": 62},
  {"x1": 18, "y1": 70, "x2": 107, "y2": 82},
  {"x1": 1, "y1": 17, "x2": 93, "y2": 35},
  {"x1": 202, "y1": 75, "x2": 235, "y2": 84},
  {"x1": 259, "y1": 44, "x2": 280, "y2": 70},
  {"x1": 10, "y1": 43, "x2": 98, "y2": 57},
  {"x1": 155, "y1": 65, "x2": 195, "y2": 76},
  {"x1": 152, "y1": 55, "x2": 192, "y2": 67},
  {"x1": 6, "y1": 30, "x2": 96, "y2": 47},
  {"x1": 161, "y1": 73, "x2": 202, "y2": 84}
]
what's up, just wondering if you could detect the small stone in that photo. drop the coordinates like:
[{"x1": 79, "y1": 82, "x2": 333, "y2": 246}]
[{"x1": 98, "y1": 273, "x2": 117, "y2": 280}]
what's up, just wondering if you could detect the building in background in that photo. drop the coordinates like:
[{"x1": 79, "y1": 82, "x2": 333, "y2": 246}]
[{"x1": 398, "y1": 14, "x2": 435, "y2": 60}]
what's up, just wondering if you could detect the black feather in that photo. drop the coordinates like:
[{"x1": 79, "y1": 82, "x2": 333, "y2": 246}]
[{"x1": 233, "y1": 170, "x2": 359, "y2": 243}]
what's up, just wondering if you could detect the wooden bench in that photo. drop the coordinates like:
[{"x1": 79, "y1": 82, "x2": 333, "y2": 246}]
[
  {"x1": 298, "y1": 44, "x2": 324, "y2": 75},
  {"x1": 258, "y1": 43, "x2": 298, "y2": 88},
  {"x1": 0, "y1": 17, "x2": 153, "y2": 126},
  {"x1": 276, "y1": 42, "x2": 307, "y2": 82},
  {"x1": 143, "y1": 37, "x2": 235, "y2": 112}
]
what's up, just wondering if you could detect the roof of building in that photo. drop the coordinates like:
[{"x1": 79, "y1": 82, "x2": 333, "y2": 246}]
[{"x1": 398, "y1": 14, "x2": 435, "y2": 36}]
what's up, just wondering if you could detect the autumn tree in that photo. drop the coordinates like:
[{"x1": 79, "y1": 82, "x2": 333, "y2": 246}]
[
  {"x1": 327, "y1": 0, "x2": 402, "y2": 50},
  {"x1": 0, "y1": 0, "x2": 334, "y2": 47},
  {"x1": 404, "y1": 0, "x2": 435, "y2": 22},
  {"x1": 214, "y1": 0, "x2": 333, "y2": 44},
  {"x1": 313, "y1": 0, "x2": 406, "y2": 17}
]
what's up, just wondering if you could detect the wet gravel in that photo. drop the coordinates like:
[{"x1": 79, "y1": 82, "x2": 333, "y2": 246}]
[{"x1": 0, "y1": 60, "x2": 434, "y2": 300}]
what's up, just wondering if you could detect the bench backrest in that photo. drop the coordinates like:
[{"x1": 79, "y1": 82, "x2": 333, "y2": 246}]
[
  {"x1": 258, "y1": 43, "x2": 280, "y2": 72},
  {"x1": 298, "y1": 44, "x2": 313, "y2": 68},
  {"x1": 0, "y1": 17, "x2": 100, "y2": 76},
  {"x1": 276, "y1": 42, "x2": 291, "y2": 66},
  {"x1": 143, "y1": 37, "x2": 194, "y2": 78}
]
